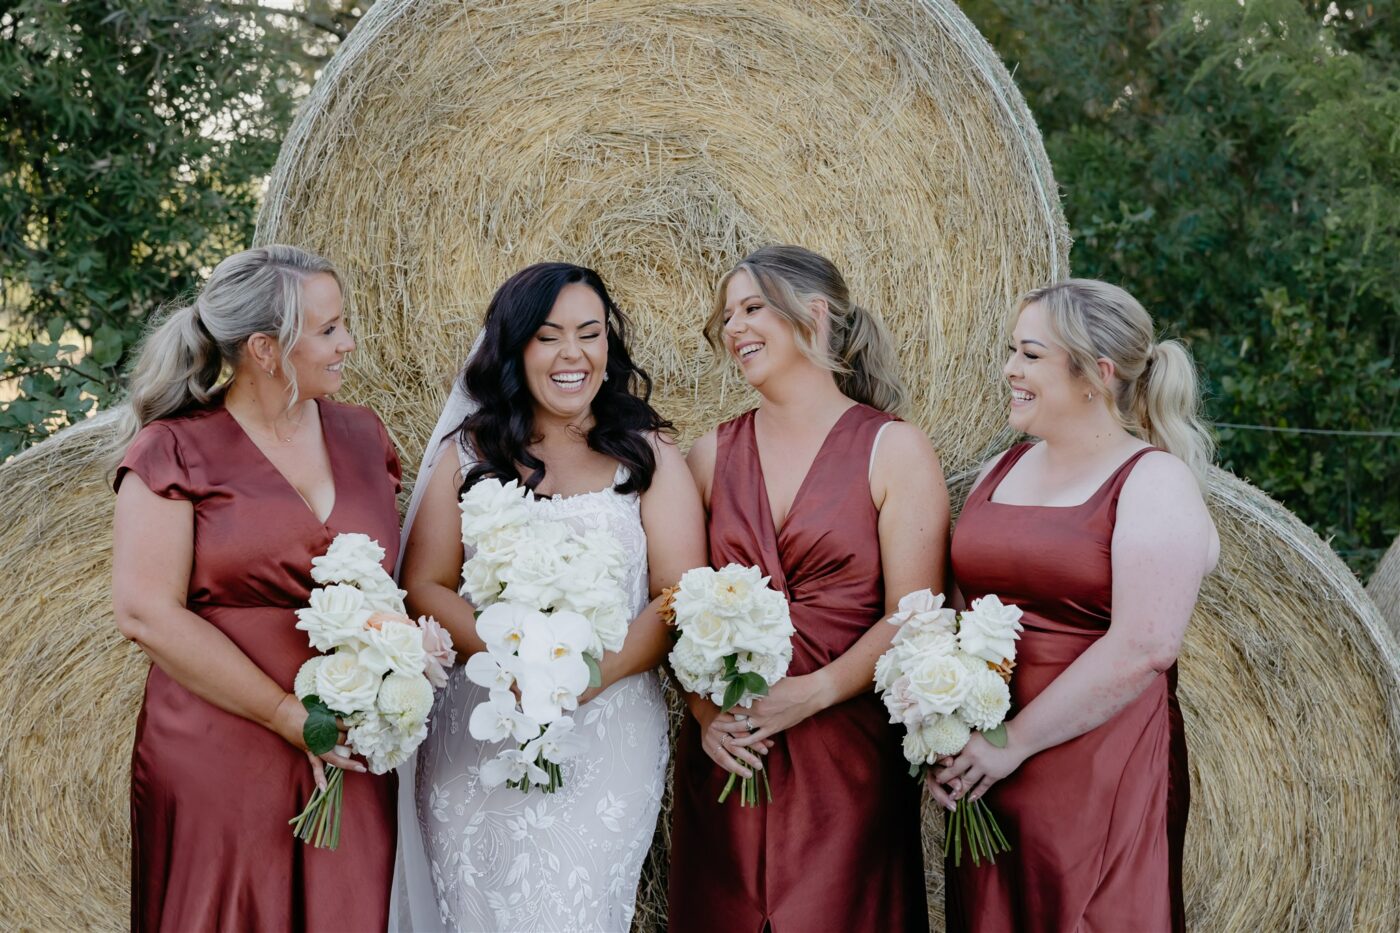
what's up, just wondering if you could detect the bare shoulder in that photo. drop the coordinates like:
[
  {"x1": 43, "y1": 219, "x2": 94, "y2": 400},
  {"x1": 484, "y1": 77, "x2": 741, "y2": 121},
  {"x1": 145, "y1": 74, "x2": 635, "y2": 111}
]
[
  {"x1": 645, "y1": 430, "x2": 687, "y2": 470},
  {"x1": 1121, "y1": 450, "x2": 1204, "y2": 509},
  {"x1": 685, "y1": 428, "x2": 718, "y2": 470},
  {"x1": 1117, "y1": 450, "x2": 1218, "y2": 567},
  {"x1": 873, "y1": 420, "x2": 942, "y2": 473}
]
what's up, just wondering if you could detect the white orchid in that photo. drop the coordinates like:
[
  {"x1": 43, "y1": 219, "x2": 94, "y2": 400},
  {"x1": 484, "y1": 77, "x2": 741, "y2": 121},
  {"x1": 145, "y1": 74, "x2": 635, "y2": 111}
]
[
  {"x1": 516, "y1": 655, "x2": 591, "y2": 724},
  {"x1": 479, "y1": 748, "x2": 550, "y2": 789},
  {"x1": 464, "y1": 651, "x2": 517, "y2": 692},
  {"x1": 475, "y1": 602, "x2": 535, "y2": 654},
  {"x1": 468, "y1": 690, "x2": 539, "y2": 744},
  {"x1": 522, "y1": 717, "x2": 588, "y2": 764}
]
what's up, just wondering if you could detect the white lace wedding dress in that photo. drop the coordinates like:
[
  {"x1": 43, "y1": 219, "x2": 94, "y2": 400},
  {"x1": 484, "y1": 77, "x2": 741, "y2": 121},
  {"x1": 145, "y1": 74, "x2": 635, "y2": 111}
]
[{"x1": 412, "y1": 470, "x2": 668, "y2": 932}]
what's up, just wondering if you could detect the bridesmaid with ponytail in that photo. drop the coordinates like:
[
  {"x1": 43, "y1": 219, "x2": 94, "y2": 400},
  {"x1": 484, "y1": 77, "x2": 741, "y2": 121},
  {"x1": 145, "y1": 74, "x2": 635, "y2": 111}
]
[
  {"x1": 670, "y1": 245, "x2": 947, "y2": 931},
  {"x1": 934, "y1": 280, "x2": 1218, "y2": 933},
  {"x1": 110, "y1": 246, "x2": 400, "y2": 930}
]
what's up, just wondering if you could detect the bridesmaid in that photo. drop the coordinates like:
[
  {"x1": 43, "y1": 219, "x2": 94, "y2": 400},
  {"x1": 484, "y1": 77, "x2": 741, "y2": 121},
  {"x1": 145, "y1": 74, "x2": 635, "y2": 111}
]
[
  {"x1": 111, "y1": 246, "x2": 400, "y2": 931},
  {"x1": 669, "y1": 245, "x2": 948, "y2": 932},
  {"x1": 935, "y1": 279, "x2": 1218, "y2": 933}
]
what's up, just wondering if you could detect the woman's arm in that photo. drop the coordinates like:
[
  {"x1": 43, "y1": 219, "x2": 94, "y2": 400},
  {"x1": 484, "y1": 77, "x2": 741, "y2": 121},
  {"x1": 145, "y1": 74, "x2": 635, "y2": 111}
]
[
  {"x1": 586, "y1": 434, "x2": 709, "y2": 696},
  {"x1": 400, "y1": 447, "x2": 483, "y2": 656},
  {"x1": 112, "y1": 477, "x2": 360, "y2": 775},
  {"x1": 934, "y1": 453, "x2": 1217, "y2": 802},
  {"x1": 732, "y1": 422, "x2": 949, "y2": 748}
]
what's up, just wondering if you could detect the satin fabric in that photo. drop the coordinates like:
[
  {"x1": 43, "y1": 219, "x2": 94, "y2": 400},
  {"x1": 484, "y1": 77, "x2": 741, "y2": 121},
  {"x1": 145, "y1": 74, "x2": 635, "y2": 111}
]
[
  {"x1": 668, "y1": 405, "x2": 928, "y2": 933},
  {"x1": 115, "y1": 400, "x2": 401, "y2": 932},
  {"x1": 946, "y1": 443, "x2": 1190, "y2": 933}
]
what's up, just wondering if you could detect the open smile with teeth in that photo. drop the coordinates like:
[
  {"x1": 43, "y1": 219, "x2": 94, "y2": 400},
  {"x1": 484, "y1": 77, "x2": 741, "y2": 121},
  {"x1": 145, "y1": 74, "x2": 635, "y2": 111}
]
[
  {"x1": 327, "y1": 362, "x2": 343, "y2": 372},
  {"x1": 551, "y1": 372, "x2": 588, "y2": 390},
  {"x1": 737, "y1": 342, "x2": 764, "y2": 362},
  {"x1": 1011, "y1": 388, "x2": 1035, "y2": 402}
]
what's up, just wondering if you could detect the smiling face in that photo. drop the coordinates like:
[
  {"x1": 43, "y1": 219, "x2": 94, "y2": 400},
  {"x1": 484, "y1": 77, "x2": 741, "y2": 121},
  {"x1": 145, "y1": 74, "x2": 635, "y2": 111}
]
[
  {"x1": 1003, "y1": 300, "x2": 1096, "y2": 437},
  {"x1": 285, "y1": 273, "x2": 354, "y2": 398},
  {"x1": 720, "y1": 269, "x2": 807, "y2": 391},
  {"x1": 522, "y1": 281, "x2": 608, "y2": 424}
]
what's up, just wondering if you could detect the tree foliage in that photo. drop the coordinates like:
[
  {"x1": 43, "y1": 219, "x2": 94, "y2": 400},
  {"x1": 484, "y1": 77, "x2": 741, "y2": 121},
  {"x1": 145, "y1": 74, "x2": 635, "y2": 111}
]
[
  {"x1": 962, "y1": 0, "x2": 1398, "y2": 574},
  {"x1": 0, "y1": 0, "x2": 360, "y2": 455}
]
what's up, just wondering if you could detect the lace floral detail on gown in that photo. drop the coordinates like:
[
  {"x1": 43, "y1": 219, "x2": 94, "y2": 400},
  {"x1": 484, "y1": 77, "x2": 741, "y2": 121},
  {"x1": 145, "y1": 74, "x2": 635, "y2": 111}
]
[{"x1": 416, "y1": 470, "x2": 668, "y2": 932}]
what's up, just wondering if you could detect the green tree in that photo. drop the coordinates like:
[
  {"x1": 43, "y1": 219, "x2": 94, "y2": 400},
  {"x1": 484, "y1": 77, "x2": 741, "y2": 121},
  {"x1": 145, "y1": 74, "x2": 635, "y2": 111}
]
[
  {"x1": 0, "y1": 0, "x2": 360, "y2": 456},
  {"x1": 962, "y1": 0, "x2": 1399, "y2": 575}
]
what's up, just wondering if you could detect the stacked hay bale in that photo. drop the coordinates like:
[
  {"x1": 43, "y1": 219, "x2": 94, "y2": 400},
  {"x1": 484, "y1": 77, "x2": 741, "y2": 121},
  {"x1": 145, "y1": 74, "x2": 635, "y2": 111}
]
[
  {"x1": 2, "y1": 2, "x2": 1398, "y2": 930},
  {"x1": 1368, "y1": 536, "x2": 1400, "y2": 637}
]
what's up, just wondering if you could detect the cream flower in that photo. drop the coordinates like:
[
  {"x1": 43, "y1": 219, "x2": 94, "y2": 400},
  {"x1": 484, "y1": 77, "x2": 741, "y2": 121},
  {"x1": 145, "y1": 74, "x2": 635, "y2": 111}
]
[
  {"x1": 906, "y1": 652, "x2": 972, "y2": 718},
  {"x1": 458, "y1": 477, "x2": 532, "y2": 541},
  {"x1": 921, "y1": 713, "x2": 973, "y2": 758},
  {"x1": 475, "y1": 602, "x2": 536, "y2": 654},
  {"x1": 957, "y1": 594, "x2": 1024, "y2": 664},
  {"x1": 310, "y1": 533, "x2": 387, "y2": 586},
  {"x1": 468, "y1": 689, "x2": 538, "y2": 744},
  {"x1": 464, "y1": 651, "x2": 516, "y2": 692},
  {"x1": 295, "y1": 583, "x2": 373, "y2": 652},
  {"x1": 376, "y1": 672, "x2": 434, "y2": 728},
  {"x1": 359, "y1": 616, "x2": 428, "y2": 677},
  {"x1": 523, "y1": 717, "x2": 588, "y2": 763},
  {"x1": 315, "y1": 649, "x2": 380, "y2": 714},
  {"x1": 958, "y1": 666, "x2": 1012, "y2": 732},
  {"x1": 479, "y1": 748, "x2": 549, "y2": 789},
  {"x1": 417, "y1": 615, "x2": 457, "y2": 689},
  {"x1": 889, "y1": 588, "x2": 956, "y2": 636},
  {"x1": 293, "y1": 656, "x2": 326, "y2": 700}
]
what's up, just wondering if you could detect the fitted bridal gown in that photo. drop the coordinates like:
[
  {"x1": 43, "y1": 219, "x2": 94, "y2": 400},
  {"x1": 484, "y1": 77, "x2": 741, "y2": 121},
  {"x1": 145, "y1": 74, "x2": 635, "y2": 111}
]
[{"x1": 410, "y1": 467, "x2": 668, "y2": 932}]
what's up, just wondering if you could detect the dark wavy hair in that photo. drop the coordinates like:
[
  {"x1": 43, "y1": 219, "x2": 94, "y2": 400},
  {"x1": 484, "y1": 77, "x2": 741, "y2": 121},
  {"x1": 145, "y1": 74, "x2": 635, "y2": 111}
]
[{"x1": 455, "y1": 262, "x2": 672, "y2": 495}]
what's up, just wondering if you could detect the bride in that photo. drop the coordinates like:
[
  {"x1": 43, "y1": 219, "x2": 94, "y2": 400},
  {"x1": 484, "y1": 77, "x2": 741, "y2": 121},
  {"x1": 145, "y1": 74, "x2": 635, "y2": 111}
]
[{"x1": 389, "y1": 262, "x2": 706, "y2": 931}]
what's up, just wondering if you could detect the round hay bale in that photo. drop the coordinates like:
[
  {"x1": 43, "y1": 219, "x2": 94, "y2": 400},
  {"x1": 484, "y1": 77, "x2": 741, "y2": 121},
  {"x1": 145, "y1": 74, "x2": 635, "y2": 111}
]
[
  {"x1": 920, "y1": 468, "x2": 1400, "y2": 932},
  {"x1": 255, "y1": 0, "x2": 1068, "y2": 473},
  {"x1": 1367, "y1": 536, "x2": 1400, "y2": 638}
]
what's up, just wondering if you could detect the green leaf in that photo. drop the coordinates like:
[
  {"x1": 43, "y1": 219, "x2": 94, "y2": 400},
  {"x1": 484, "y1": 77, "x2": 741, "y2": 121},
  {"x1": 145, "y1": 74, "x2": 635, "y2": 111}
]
[
  {"x1": 723, "y1": 654, "x2": 738, "y2": 677},
  {"x1": 981, "y1": 723, "x2": 1008, "y2": 749},
  {"x1": 301, "y1": 695, "x2": 339, "y2": 755},
  {"x1": 739, "y1": 672, "x2": 769, "y2": 697},
  {"x1": 584, "y1": 653, "x2": 602, "y2": 689},
  {"x1": 90, "y1": 324, "x2": 124, "y2": 367},
  {"x1": 721, "y1": 678, "x2": 745, "y2": 712}
]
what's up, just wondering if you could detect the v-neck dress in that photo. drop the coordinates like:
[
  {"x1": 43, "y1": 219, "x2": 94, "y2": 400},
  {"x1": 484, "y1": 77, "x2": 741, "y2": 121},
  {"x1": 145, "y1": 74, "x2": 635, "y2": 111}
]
[
  {"x1": 668, "y1": 405, "x2": 928, "y2": 933},
  {"x1": 945, "y1": 442, "x2": 1189, "y2": 933},
  {"x1": 115, "y1": 400, "x2": 402, "y2": 932}
]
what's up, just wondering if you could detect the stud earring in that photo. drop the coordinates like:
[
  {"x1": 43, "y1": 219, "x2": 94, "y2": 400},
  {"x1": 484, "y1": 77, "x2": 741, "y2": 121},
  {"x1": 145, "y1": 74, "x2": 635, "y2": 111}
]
[
  {"x1": 1086, "y1": 392, "x2": 1094, "y2": 401},
  {"x1": 602, "y1": 371, "x2": 610, "y2": 382}
]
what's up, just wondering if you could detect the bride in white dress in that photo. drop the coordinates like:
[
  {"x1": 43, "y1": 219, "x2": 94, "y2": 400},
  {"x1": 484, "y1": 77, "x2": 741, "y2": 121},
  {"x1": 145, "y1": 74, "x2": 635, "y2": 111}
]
[{"x1": 389, "y1": 263, "x2": 706, "y2": 932}]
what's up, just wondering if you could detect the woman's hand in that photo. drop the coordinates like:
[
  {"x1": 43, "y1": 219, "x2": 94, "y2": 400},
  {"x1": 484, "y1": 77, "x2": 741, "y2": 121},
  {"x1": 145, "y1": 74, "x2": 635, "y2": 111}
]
[
  {"x1": 695, "y1": 701, "x2": 772, "y2": 777},
  {"x1": 270, "y1": 693, "x2": 365, "y2": 790},
  {"x1": 728, "y1": 672, "x2": 830, "y2": 748},
  {"x1": 932, "y1": 730, "x2": 1027, "y2": 803}
]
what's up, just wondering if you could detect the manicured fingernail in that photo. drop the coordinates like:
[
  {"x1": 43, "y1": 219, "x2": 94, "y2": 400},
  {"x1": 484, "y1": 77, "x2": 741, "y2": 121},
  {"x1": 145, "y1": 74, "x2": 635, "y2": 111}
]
[{"x1": 946, "y1": 802, "x2": 956, "y2": 811}]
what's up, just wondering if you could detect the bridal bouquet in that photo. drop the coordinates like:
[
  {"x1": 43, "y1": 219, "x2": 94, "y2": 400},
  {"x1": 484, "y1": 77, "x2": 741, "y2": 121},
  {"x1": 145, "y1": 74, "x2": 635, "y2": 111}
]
[
  {"x1": 289, "y1": 533, "x2": 457, "y2": 849},
  {"x1": 458, "y1": 478, "x2": 630, "y2": 792},
  {"x1": 875, "y1": 589, "x2": 1023, "y2": 867},
  {"x1": 667, "y1": 563, "x2": 794, "y2": 806}
]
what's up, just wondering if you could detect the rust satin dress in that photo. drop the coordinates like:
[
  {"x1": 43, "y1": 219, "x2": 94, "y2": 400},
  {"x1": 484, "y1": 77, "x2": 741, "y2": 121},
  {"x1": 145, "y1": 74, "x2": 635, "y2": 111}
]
[
  {"x1": 946, "y1": 443, "x2": 1190, "y2": 933},
  {"x1": 114, "y1": 399, "x2": 401, "y2": 932},
  {"x1": 669, "y1": 405, "x2": 928, "y2": 933}
]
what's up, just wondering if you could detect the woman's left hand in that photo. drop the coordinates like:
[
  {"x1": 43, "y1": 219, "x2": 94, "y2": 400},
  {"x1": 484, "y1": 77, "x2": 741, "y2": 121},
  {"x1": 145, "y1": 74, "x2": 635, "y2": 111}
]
[
  {"x1": 729, "y1": 673, "x2": 829, "y2": 747},
  {"x1": 932, "y1": 730, "x2": 1027, "y2": 803}
]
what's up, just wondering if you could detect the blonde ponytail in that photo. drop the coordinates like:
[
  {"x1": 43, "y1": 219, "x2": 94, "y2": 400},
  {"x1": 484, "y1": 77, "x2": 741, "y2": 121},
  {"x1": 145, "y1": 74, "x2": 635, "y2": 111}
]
[
  {"x1": 1017, "y1": 278, "x2": 1214, "y2": 487},
  {"x1": 706, "y1": 245, "x2": 907, "y2": 413},
  {"x1": 1130, "y1": 339, "x2": 1215, "y2": 483},
  {"x1": 110, "y1": 244, "x2": 340, "y2": 465}
]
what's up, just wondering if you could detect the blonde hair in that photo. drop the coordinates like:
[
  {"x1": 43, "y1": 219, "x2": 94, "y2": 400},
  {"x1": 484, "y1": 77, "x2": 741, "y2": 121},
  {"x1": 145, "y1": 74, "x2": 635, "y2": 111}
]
[
  {"x1": 1017, "y1": 278, "x2": 1215, "y2": 485},
  {"x1": 706, "y1": 245, "x2": 907, "y2": 413},
  {"x1": 111, "y1": 245, "x2": 340, "y2": 461}
]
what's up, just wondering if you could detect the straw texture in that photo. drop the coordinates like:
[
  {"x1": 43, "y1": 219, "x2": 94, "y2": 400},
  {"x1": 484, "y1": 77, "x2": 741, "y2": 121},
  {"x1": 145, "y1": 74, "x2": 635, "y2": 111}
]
[{"x1": 1368, "y1": 536, "x2": 1400, "y2": 638}]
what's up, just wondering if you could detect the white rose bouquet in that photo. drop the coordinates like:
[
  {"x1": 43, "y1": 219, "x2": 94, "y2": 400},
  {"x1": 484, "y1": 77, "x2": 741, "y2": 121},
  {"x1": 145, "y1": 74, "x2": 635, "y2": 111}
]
[
  {"x1": 287, "y1": 533, "x2": 457, "y2": 849},
  {"x1": 874, "y1": 588, "x2": 1023, "y2": 867},
  {"x1": 458, "y1": 478, "x2": 630, "y2": 792},
  {"x1": 666, "y1": 563, "x2": 794, "y2": 807}
]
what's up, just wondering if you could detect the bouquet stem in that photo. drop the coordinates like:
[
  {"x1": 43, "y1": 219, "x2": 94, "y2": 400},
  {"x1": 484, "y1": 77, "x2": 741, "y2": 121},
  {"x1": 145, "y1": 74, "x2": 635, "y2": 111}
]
[
  {"x1": 717, "y1": 768, "x2": 773, "y2": 807},
  {"x1": 944, "y1": 797, "x2": 1010, "y2": 867},
  {"x1": 289, "y1": 766, "x2": 345, "y2": 850}
]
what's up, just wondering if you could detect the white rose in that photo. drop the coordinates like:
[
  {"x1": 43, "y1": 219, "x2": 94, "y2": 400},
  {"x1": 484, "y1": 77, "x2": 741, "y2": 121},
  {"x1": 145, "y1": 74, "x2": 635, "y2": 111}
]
[
  {"x1": 295, "y1": 584, "x2": 374, "y2": 652},
  {"x1": 359, "y1": 618, "x2": 428, "y2": 676},
  {"x1": 893, "y1": 627, "x2": 958, "y2": 661},
  {"x1": 903, "y1": 727, "x2": 934, "y2": 766},
  {"x1": 873, "y1": 648, "x2": 900, "y2": 693},
  {"x1": 906, "y1": 652, "x2": 972, "y2": 718},
  {"x1": 458, "y1": 477, "x2": 532, "y2": 543},
  {"x1": 708, "y1": 564, "x2": 766, "y2": 617},
  {"x1": 376, "y1": 672, "x2": 435, "y2": 728},
  {"x1": 310, "y1": 533, "x2": 387, "y2": 586},
  {"x1": 958, "y1": 666, "x2": 1012, "y2": 732},
  {"x1": 497, "y1": 535, "x2": 572, "y2": 610},
  {"x1": 356, "y1": 574, "x2": 408, "y2": 614},
  {"x1": 676, "y1": 609, "x2": 736, "y2": 665},
  {"x1": 889, "y1": 588, "x2": 954, "y2": 632},
  {"x1": 293, "y1": 656, "x2": 326, "y2": 699},
  {"x1": 882, "y1": 675, "x2": 924, "y2": 730},
  {"x1": 737, "y1": 649, "x2": 789, "y2": 687},
  {"x1": 921, "y1": 713, "x2": 973, "y2": 758},
  {"x1": 460, "y1": 551, "x2": 506, "y2": 607},
  {"x1": 957, "y1": 594, "x2": 1024, "y2": 663},
  {"x1": 579, "y1": 600, "x2": 630, "y2": 657},
  {"x1": 315, "y1": 649, "x2": 381, "y2": 714}
]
